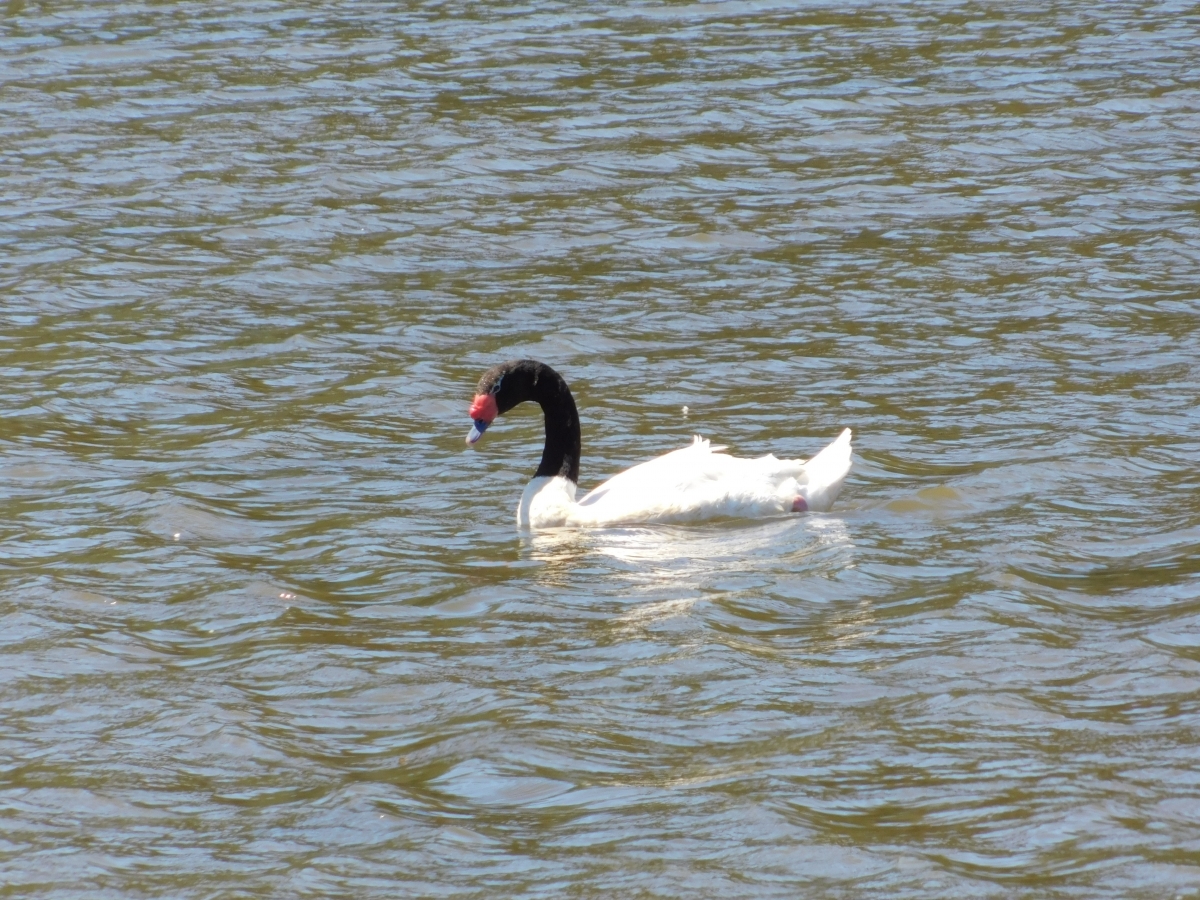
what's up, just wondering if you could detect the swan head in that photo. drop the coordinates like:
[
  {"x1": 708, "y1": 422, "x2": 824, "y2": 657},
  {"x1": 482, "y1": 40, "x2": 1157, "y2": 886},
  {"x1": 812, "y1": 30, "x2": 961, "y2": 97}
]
[
  {"x1": 466, "y1": 359, "x2": 531, "y2": 445},
  {"x1": 465, "y1": 361, "x2": 580, "y2": 490}
]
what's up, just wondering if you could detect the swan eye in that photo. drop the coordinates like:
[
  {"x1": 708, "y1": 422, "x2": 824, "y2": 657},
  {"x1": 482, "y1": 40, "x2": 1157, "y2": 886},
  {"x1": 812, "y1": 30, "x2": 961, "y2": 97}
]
[{"x1": 489, "y1": 376, "x2": 503, "y2": 396}]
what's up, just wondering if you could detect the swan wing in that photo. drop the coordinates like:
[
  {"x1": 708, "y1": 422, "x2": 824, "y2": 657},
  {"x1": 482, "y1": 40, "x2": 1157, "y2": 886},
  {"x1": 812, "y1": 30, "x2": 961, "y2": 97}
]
[{"x1": 571, "y1": 436, "x2": 814, "y2": 525}]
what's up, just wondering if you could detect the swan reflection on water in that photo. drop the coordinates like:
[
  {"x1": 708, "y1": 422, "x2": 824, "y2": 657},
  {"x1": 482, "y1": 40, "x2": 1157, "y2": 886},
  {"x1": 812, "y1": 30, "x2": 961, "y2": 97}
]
[
  {"x1": 523, "y1": 515, "x2": 867, "y2": 643},
  {"x1": 523, "y1": 514, "x2": 856, "y2": 588}
]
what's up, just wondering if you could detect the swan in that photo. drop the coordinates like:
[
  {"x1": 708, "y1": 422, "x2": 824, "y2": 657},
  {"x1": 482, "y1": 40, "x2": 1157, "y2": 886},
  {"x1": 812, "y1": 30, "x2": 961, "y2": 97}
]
[{"x1": 466, "y1": 359, "x2": 853, "y2": 529}]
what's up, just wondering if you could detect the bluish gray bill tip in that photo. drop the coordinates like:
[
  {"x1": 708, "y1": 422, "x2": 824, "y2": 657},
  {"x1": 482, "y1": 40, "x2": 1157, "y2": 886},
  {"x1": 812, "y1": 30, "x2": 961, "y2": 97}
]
[{"x1": 466, "y1": 419, "x2": 490, "y2": 445}]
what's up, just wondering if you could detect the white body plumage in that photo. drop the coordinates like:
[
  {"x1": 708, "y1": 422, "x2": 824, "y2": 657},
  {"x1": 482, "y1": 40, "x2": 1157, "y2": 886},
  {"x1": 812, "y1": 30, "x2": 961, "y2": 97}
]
[{"x1": 516, "y1": 429, "x2": 853, "y2": 529}]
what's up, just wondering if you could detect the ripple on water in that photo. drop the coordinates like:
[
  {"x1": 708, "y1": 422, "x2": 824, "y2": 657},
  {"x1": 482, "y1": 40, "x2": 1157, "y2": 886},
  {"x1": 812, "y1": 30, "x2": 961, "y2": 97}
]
[{"x1": 4, "y1": 0, "x2": 1200, "y2": 897}]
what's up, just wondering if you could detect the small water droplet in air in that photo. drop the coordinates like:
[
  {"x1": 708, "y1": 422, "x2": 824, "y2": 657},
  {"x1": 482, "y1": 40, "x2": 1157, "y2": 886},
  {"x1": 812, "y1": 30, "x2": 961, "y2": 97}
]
[{"x1": 682, "y1": 405, "x2": 689, "y2": 416}]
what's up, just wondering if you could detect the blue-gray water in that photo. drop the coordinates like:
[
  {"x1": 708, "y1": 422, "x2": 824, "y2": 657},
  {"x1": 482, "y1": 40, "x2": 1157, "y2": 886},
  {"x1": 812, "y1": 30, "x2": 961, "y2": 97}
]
[{"x1": 3, "y1": 1, "x2": 1199, "y2": 897}]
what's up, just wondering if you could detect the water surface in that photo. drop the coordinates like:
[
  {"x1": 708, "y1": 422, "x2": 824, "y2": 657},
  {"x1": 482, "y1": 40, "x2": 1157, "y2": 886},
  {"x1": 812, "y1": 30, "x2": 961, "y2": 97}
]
[{"x1": 3, "y1": 1, "x2": 1200, "y2": 897}]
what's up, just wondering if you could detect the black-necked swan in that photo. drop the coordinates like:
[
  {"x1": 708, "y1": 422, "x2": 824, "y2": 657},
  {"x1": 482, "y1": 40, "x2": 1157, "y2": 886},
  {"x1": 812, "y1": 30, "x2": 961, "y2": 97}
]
[{"x1": 466, "y1": 359, "x2": 853, "y2": 529}]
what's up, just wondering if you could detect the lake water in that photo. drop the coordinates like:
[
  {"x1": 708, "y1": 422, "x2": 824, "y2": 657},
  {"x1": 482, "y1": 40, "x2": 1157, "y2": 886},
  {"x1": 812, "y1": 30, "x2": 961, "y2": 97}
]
[{"x1": 3, "y1": 1, "x2": 1199, "y2": 897}]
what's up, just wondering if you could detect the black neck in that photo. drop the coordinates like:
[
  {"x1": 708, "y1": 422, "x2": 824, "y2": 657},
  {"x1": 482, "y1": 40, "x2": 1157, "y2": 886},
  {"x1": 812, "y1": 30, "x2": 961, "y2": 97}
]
[{"x1": 530, "y1": 365, "x2": 581, "y2": 483}]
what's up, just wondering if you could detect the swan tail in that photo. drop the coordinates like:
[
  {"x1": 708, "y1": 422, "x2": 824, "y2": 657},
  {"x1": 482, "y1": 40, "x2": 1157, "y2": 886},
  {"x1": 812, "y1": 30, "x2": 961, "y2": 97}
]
[{"x1": 799, "y1": 428, "x2": 853, "y2": 512}]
